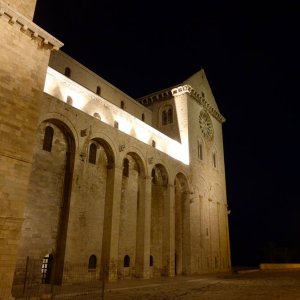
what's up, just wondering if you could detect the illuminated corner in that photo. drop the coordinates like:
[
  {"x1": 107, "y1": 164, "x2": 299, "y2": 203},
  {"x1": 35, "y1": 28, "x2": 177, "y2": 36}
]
[{"x1": 44, "y1": 67, "x2": 190, "y2": 165}]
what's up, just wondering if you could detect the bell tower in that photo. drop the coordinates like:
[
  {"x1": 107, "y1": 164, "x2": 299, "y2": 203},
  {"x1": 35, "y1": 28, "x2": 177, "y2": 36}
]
[{"x1": 0, "y1": 0, "x2": 63, "y2": 298}]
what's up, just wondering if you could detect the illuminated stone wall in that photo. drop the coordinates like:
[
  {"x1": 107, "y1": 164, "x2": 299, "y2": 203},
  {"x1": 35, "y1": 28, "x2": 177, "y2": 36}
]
[
  {"x1": 183, "y1": 71, "x2": 230, "y2": 272},
  {"x1": 0, "y1": 0, "x2": 61, "y2": 297},
  {"x1": 13, "y1": 122, "x2": 68, "y2": 284},
  {"x1": 2, "y1": 0, "x2": 37, "y2": 20},
  {"x1": 49, "y1": 51, "x2": 153, "y2": 125},
  {"x1": 1, "y1": 1, "x2": 230, "y2": 293}
]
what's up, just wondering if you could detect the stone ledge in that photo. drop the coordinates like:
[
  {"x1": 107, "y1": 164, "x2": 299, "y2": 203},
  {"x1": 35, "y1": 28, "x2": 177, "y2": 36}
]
[
  {"x1": 0, "y1": 0, "x2": 63, "y2": 50},
  {"x1": 260, "y1": 263, "x2": 300, "y2": 270},
  {"x1": 172, "y1": 85, "x2": 226, "y2": 124}
]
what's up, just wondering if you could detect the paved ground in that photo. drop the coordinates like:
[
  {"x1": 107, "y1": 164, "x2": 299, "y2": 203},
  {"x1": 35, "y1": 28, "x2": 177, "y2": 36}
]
[
  {"x1": 102, "y1": 270, "x2": 300, "y2": 300},
  {"x1": 15, "y1": 269, "x2": 300, "y2": 299}
]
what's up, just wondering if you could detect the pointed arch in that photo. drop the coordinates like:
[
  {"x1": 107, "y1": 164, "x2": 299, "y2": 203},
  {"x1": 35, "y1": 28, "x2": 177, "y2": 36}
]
[
  {"x1": 17, "y1": 118, "x2": 76, "y2": 285},
  {"x1": 174, "y1": 172, "x2": 190, "y2": 275},
  {"x1": 43, "y1": 126, "x2": 54, "y2": 152},
  {"x1": 150, "y1": 163, "x2": 169, "y2": 276}
]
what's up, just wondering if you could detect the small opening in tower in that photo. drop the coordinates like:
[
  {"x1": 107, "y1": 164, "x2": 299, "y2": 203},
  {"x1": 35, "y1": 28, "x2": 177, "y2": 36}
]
[
  {"x1": 64, "y1": 67, "x2": 71, "y2": 78},
  {"x1": 96, "y1": 86, "x2": 101, "y2": 95}
]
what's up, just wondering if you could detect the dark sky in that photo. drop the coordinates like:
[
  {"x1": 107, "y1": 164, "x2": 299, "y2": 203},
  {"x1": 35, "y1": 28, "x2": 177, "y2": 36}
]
[{"x1": 33, "y1": 0, "x2": 299, "y2": 266}]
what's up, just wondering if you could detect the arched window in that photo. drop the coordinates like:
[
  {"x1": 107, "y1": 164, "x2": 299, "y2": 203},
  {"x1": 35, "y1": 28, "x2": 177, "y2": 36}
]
[
  {"x1": 152, "y1": 140, "x2": 156, "y2": 148},
  {"x1": 43, "y1": 126, "x2": 54, "y2": 152},
  {"x1": 197, "y1": 140, "x2": 203, "y2": 160},
  {"x1": 64, "y1": 67, "x2": 71, "y2": 78},
  {"x1": 89, "y1": 143, "x2": 97, "y2": 164},
  {"x1": 151, "y1": 168, "x2": 156, "y2": 184},
  {"x1": 142, "y1": 113, "x2": 145, "y2": 121},
  {"x1": 150, "y1": 255, "x2": 154, "y2": 267},
  {"x1": 121, "y1": 101, "x2": 125, "y2": 109},
  {"x1": 114, "y1": 121, "x2": 119, "y2": 129},
  {"x1": 41, "y1": 254, "x2": 53, "y2": 284},
  {"x1": 162, "y1": 110, "x2": 168, "y2": 125},
  {"x1": 67, "y1": 96, "x2": 73, "y2": 105},
  {"x1": 212, "y1": 152, "x2": 217, "y2": 168},
  {"x1": 96, "y1": 86, "x2": 101, "y2": 95},
  {"x1": 161, "y1": 105, "x2": 173, "y2": 125},
  {"x1": 93, "y1": 112, "x2": 101, "y2": 120},
  {"x1": 88, "y1": 255, "x2": 97, "y2": 269},
  {"x1": 167, "y1": 107, "x2": 173, "y2": 123},
  {"x1": 123, "y1": 158, "x2": 129, "y2": 177},
  {"x1": 124, "y1": 255, "x2": 130, "y2": 267}
]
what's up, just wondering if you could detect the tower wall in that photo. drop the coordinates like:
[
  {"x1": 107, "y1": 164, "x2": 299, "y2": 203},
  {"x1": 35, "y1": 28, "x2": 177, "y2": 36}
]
[
  {"x1": 0, "y1": 1, "x2": 61, "y2": 297},
  {"x1": 2, "y1": 0, "x2": 37, "y2": 20}
]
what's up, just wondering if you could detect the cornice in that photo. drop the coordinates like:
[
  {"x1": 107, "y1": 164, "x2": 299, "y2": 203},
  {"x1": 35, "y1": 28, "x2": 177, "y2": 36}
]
[
  {"x1": 171, "y1": 85, "x2": 226, "y2": 123},
  {"x1": 0, "y1": 1, "x2": 63, "y2": 50},
  {"x1": 138, "y1": 89, "x2": 173, "y2": 106}
]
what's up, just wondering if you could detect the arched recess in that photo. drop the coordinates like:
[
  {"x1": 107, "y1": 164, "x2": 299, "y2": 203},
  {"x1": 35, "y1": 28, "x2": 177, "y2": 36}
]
[
  {"x1": 118, "y1": 152, "x2": 145, "y2": 278},
  {"x1": 150, "y1": 164, "x2": 169, "y2": 276},
  {"x1": 14, "y1": 118, "x2": 75, "y2": 285},
  {"x1": 84, "y1": 137, "x2": 115, "y2": 271},
  {"x1": 174, "y1": 172, "x2": 190, "y2": 275},
  {"x1": 84, "y1": 137, "x2": 115, "y2": 278}
]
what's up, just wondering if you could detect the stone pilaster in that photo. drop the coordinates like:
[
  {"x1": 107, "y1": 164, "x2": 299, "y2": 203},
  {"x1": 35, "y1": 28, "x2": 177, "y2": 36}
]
[
  {"x1": 162, "y1": 183, "x2": 175, "y2": 277},
  {"x1": 101, "y1": 165, "x2": 123, "y2": 281},
  {"x1": 135, "y1": 176, "x2": 151, "y2": 278}
]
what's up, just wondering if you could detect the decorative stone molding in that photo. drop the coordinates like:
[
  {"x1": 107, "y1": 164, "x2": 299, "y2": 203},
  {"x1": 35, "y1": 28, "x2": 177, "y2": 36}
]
[
  {"x1": 147, "y1": 157, "x2": 154, "y2": 164},
  {"x1": 0, "y1": 1, "x2": 63, "y2": 50},
  {"x1": 137, "y1": 83, "x2": 225, "y2": 123},
  {"x1": 137, "y1": 88, "x2": 174, "y2": 106},
  {"x1": 79, "y1": 152, "x2": 86, "y2": 162},
  {"x1": 119, "y1": 145, "x2": 125, "y2": 152},
  {"x1": 172, "y1": 85, "x2": 226, "y2": 123},
  {"x1": 80, "y1": 129, "x2": 88, "y2": 137}
]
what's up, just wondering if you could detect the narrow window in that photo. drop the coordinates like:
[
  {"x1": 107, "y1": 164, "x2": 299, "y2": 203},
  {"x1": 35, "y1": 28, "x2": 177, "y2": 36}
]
[
  {"x1": 197, "y1": 141, "x2": 203, "y2": 160},
  {"x1": 152, "y1": 140, "x2": 156, "y2": 148},
  {"x1": 213, "y1": 152, "x2": 217, "y2": 168},
  {"x1": 121, "y1": 101, "x2": 125, "y2": 109},
  {"x1": 114, "y1": 121, "x2": 119, "y2": 128},
  {"x1": 162, "y1": 110, "x2": 167, "y2": 125},
  {"x1": 96, "y1": 86, "x2": 101, "y2": 96},
  {"x1": 41, "y1": 254, "x2": 53, "y2": 284},
  {"x1": 67, "y1": 96, "x2": 73, "y2": 105},
  {"x1": 88, "y1": 255, "x2": 97, "y2": 269},
  {"x1": 43, "y1": 126, "x2": 54, "y2": 152},
  {"x1": 89, "y1": 143, "x2": 97, "y2": 164},
  {"x1": 142, "y1": 113, "x2": 145, "y2": 121},
  {"x1": 93, "y1": 112, "x2": 101, "y2": 120},
  {"x1": 123, "y1": 158, "x2": 129, "y2": 177},
  {"x1": 162, "y1": 105, "x2": 173, "y2": 125},
  {"x1": 151, "y1": 168, "x2": 156, "y2": 184},
  {"x1": 150, "y1": 255, "x2": 154, "y2": 267},
  {"x1": 124, "y1": 255, "x2": 130, "y2": 267},
  {"x1": 64, "y1": 67, "x2": 71, "y2": 78},
  {"x1": 167, "y1": 108, "x2": 173, "y2": 124}
]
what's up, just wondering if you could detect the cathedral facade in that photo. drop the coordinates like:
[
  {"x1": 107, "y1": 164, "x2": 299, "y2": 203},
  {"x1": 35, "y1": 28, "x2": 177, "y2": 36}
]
[{"x1": 0, "y1": 1, "x2": 230, "y2": 298}]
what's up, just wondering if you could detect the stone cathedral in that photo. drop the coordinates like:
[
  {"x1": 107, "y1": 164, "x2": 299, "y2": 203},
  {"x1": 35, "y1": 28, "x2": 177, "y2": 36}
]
[{"x1": 0, "y1": 0, "x2": 231, "y2": 298}]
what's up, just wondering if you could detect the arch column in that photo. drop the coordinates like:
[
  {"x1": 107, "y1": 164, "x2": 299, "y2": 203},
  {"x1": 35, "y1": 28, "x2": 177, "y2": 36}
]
[
  {"x1": 101, "y1": 165, "x2": 123, "y2": 281},
  {"x1": 135, "y1": 176, "x2": 152, "y2": 278},
  {"x1": 162, "y1": 183, "x2": 175, "y2": 276}
]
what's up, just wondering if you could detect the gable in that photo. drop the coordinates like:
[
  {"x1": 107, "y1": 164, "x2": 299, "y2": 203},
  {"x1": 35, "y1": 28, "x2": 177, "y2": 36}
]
[{"x1": 183, "y1": 69, "x2": 220, "y2": 113}]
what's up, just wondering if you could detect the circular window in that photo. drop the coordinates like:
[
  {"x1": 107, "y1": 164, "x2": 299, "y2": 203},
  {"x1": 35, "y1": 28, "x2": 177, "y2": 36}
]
[{"x1": 199, "y1": 110, "x2": 213, "y2": 140}]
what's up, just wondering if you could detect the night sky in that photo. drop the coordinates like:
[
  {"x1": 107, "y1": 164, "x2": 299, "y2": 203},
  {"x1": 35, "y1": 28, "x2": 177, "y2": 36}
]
[{"x1": 33, "y1": 0, "x2": 299, "y2": 267}]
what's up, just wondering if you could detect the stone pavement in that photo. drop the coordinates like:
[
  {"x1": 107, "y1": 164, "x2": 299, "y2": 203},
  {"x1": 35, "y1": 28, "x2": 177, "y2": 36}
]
[{"x1": 14, "y1": 269, "x2": 300, "y2": 299}]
